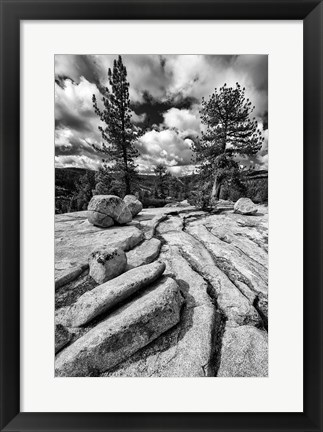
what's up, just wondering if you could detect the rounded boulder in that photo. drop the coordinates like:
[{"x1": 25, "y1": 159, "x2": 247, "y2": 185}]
[
  {"x1": 123, "y1": 195, "x2": 143, "y2": 217},
  {"x1": 89, "y1": 247, "x2": 127, "y2": 284},
  {"x1": 234, "y1": 198, "x2": 258, "y2": 215},
  {"x1": 88, "y1": 195, "x2": 132, "y2": 226}
]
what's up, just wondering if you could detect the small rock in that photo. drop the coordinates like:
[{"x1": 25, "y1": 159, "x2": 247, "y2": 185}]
[
  {"x1": 217, "y1": 325, "x2": 268, "y2": 377},
  {"x1": 89, "y1": 247, "x2": 127, "y2": 284},
  {"x1": 55, "y1": 324, "x2": 71, "y2": 353},
  {"x1": 60, "y1": 261, "x2": 167, "y2": 327},
  {"x1": 123, "y1": 195, "x2": 143, "y2": 217},
  {"x1": 234, "y1": 198, "x2": 258, "y2": 215},
  {"x1": 88, "y1": 195, "x2": 132, "y2": 226},
  {"x1": 179, "y1": 199, "x2": 190, "y2": 207},
  {"x1": 126, "y1": 238, "x2": 161, "y2": 269},
  {"x1": 55, "y1": 276, "x2": 184, "y2": 376}
]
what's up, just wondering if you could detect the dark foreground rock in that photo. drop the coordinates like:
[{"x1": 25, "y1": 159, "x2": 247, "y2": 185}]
[
  {"x1": 59, "y1": 261, "x2": 166, "y2": 327},
  {"x1": 55, "y1": 276, "x2": 184, "y2": 377},
  {"x1": 55, "y1": 263, "x2": 88, "y2": 291},
  {"x1": 55, "y1": 324, "x2": 72, "y2": 354}
]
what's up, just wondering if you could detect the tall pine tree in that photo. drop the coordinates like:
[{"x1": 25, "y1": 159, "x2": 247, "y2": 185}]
[
  {"x1": 192, "y1": 83, "x2": 264, "y2": 201},
  {"x1": 92, "y1": 55, "x2": 141, "y2": 195},
  {"x1": 154, "y1": 164, "x2": 168, "y2": 198}
]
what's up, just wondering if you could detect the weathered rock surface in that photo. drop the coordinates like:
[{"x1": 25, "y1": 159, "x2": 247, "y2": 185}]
[
  {"x1": 105, "y1": 246, "x2": 218, "y2": 377},
  {"x1": 89, "y1": 247, "x2": 127, "y2": 284},
  {"x1": 88, "y1": 195, "x2": 132, "y2": 226},
  {"x1": 59, "y1": 261, "x2": 166, "y2": 327},
  {"x1": 55, "y1": 205, "x2": 268, "y2": 377},
  {"x1": 186, "y1": 220, "x2": 268, "y2": 296},
  {"x1": 161, "y1": 230, "x2": 261, "y2": 327},
  {"x1": 123, "y1": 195, "x2": 143, "y2": 217},
  {"x1": 234, "y1": 197, "x2": 258, "y2": 215},
  {"x1": 217, "y1": 325, "x2": 268, "y2": 377},
  {"x1": 55, "y1": 213, "x2": 143, "y2": 280},
  {"x1": 126, "y1": 238, "x2": 161, "y2": 269},
  {"x1": 55, "y1": 277, "x2": 184, "y2": 377},
  {"x1": 55, "y1": 324, "x2": 71, "y2": 353}
]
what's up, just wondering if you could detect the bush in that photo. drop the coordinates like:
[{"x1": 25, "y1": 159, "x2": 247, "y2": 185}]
[
  {"x1": 245, "y1": 179, "x2": 268, "y2": 203},
  {"x1": 142, "y1": 197, "x2": 167, "y2": 208}
]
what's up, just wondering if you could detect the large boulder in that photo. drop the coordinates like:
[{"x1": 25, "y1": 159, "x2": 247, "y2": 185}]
[
  {"x1": 88, "y1": 195, "x2": 132, "y2": 227},
  {"x1": 217, "y1": 325, "x2": 268, "y2": 377},
  {"x1": 89, "y1": 247, "x2": 127, "y2": 284},
  {"x1": 123, "y1": 195, "x2": 143, "y2": 217},
  {"x1": 59, "y1": 261, "x2": 167, "y2": 327},
  {"x1": 55, "y1": 276, "x2": 184, "y2": 376},
  {"x1": 234, "y1": 198, "x2": 258, "y2": 215}
]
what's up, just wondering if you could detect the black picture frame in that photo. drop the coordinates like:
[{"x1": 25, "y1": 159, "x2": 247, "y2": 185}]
[{"x1": 0, "y1": 0, "x2": 322, "y2": 431}]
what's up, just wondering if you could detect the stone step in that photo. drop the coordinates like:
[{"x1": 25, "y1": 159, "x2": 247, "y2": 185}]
[
  {"x1": 55, "y1": 276, "x2": 184, "y2": 377},
  {"x1": 126, "y1": 238, "x2": 161, "y2": 269},
  {"x1": 59, "y1": 261, "x2": 166, "y2": 327}
]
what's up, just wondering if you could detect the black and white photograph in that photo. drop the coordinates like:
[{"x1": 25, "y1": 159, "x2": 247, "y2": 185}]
[{"x1": 54, "y1": 54, "x2": 268, "y2": 378}]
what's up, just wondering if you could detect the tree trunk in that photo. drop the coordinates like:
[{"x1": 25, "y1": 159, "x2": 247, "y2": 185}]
[
  {"x1": 124, "y1": 172, "x2": 131, "y2": 195},
  {"x1": 211, "y1": 174, "x2": 222, "y2": 201}
]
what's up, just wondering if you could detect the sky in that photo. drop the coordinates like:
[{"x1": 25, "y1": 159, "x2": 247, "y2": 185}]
[{"x1": 55, "y1": 54, "x2": 268, "y2": 176}]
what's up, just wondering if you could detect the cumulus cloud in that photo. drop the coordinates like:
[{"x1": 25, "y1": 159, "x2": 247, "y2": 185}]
[
  {"x1": 135, "y1": 129, "x2": 194, "y2": 174},
  {"x1": 163, "y1": 107, "x2": 200, "y2": 133},
  {"x1": 55, "y1": 54, "x2": 268, "y2": 173}
]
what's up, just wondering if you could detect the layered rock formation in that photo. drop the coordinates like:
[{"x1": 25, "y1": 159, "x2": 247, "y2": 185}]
[{"x1": 55, "y1": 202, "x2": 268, "y2": 377}]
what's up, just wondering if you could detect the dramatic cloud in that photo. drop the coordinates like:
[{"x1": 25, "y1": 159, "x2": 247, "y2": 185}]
[
  {"x1": 55, "y1": 54, "x2": 268, "y2": 174},
  {"x1": 163, "y1": 107, "x2": 200, "y2": 134},
  {"x1": 136, "y1": 129, "x2": 194, "y2": 174}
]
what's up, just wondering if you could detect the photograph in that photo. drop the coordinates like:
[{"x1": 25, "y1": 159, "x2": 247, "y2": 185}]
[{"x1": 54, "y1": 54, "x2": 268, "y2": 378}]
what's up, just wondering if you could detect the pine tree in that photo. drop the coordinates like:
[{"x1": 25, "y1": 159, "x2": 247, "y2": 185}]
[
  {"x1": 93, "y1": 164, "x2": 124, "y2": 196},
  {"x1": 154, "y1": 164, "x2": 168, "y2": 198},
  {"x1": 192, "y1": 83, "x2": 264, "y2": 201},
  {"x1": 74, "y1": 170, "x2": 96, "y2": 210},
  {"x1": 92, "y1": 55, "x2": 142, "y2": 195}
]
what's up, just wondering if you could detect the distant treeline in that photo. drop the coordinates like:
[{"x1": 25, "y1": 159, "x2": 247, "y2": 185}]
[{"x1": 55, "y1": 167, "x2": 268, "y2": 214}]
